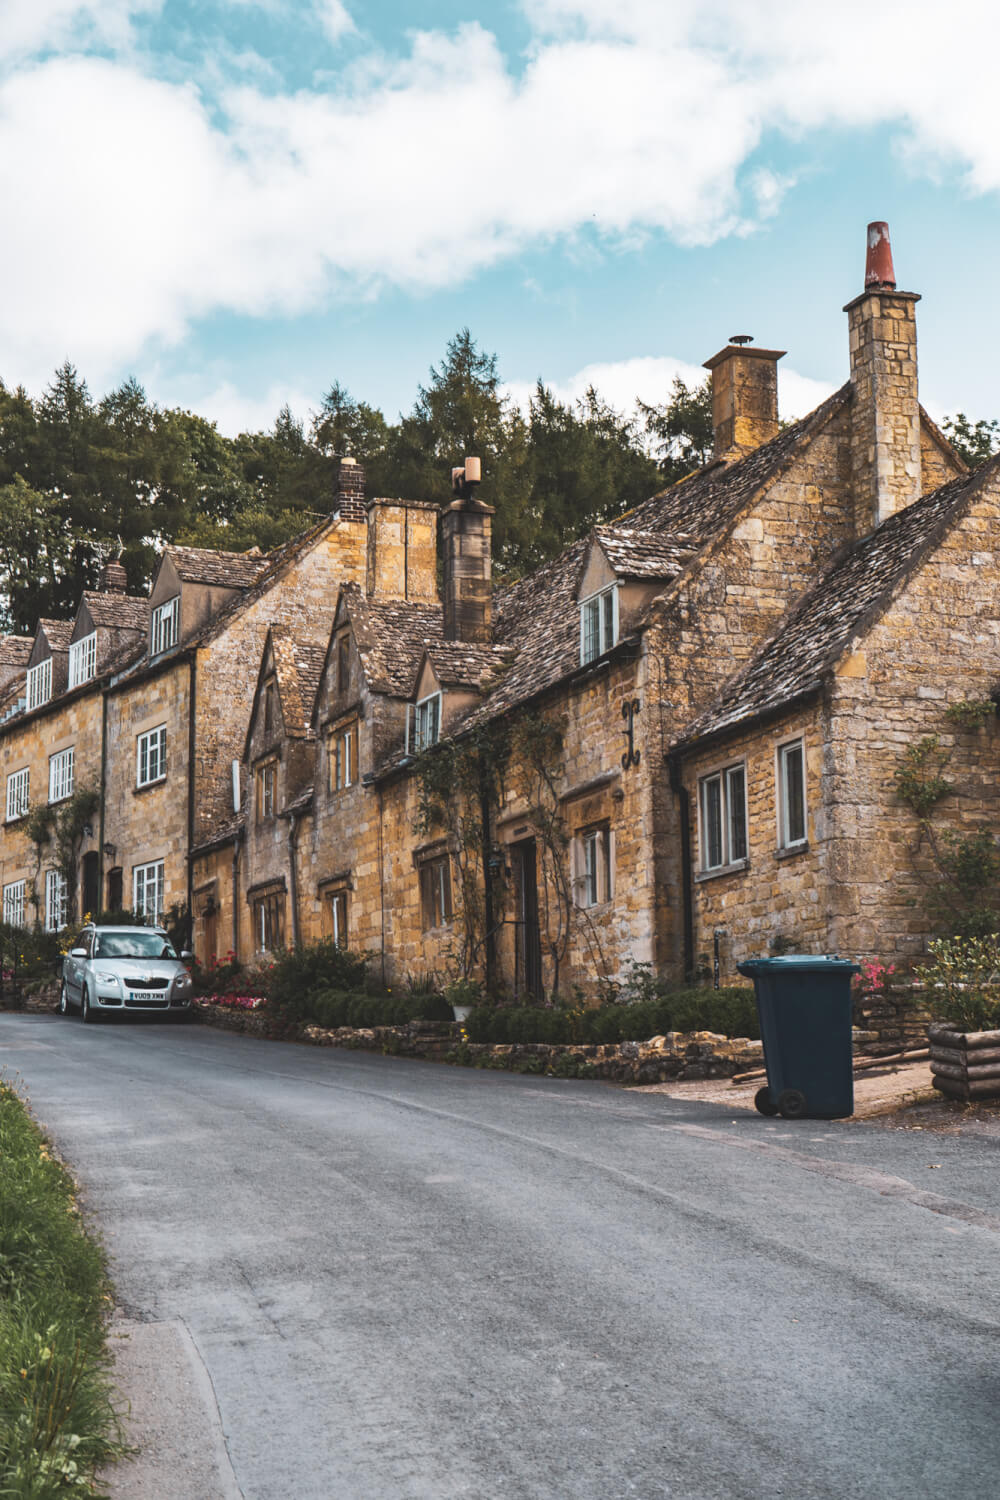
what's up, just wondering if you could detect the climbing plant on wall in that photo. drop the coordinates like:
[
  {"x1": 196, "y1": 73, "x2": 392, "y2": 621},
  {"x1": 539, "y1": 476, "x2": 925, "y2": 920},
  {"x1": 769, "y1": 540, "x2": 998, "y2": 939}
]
[
  {"x1": 894, "y1": 699, "x2": 1000, "y2": 936},
  {"x1": 23, "y1": 786, "x2": 101, "y2": 928}
]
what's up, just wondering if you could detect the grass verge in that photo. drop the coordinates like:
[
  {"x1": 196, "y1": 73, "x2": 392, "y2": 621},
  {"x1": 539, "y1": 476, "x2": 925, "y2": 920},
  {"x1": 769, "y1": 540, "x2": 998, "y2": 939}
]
[{"x1": 0, "y1": 1076, "x2": 125, "y2": 1498}]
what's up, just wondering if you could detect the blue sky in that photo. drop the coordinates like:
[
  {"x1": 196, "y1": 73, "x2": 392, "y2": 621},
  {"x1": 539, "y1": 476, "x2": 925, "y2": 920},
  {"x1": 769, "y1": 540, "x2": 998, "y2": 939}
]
[{"x1": 2, "y1": 0, "x2": 999, "y2": 436}]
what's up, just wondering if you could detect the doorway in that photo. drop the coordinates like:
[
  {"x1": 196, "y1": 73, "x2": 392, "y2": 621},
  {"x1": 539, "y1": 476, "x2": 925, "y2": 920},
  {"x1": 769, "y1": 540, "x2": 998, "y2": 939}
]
[
  {"x1": 82, "y1": 852, "x2": 100, "y2": 920},
  {"x1": 512, "y1": 838, "x2": 542, "y2": 999}
]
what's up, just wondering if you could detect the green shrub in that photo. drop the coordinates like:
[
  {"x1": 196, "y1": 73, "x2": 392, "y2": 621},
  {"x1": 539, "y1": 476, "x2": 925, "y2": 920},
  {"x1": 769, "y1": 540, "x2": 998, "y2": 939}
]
[
  {"x1": 915, "y1": 934, "x2": 1000, "y2": 1032},
  {"x1": 464, "y1": 985, "x2": 758, "y2": 1046},
  {"x1": 268, "y1": 940, "x2": 368, "y2": 1020},
  {"x1": 302, "y1": 985, "x2": 453, "y2": 1029}
]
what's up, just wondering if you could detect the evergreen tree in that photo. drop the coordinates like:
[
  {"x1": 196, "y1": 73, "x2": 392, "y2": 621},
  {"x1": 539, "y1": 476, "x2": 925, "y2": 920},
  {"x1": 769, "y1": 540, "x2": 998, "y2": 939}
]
[{"x1": 639, "y1": 375, "x2": 714, "y2": 482}]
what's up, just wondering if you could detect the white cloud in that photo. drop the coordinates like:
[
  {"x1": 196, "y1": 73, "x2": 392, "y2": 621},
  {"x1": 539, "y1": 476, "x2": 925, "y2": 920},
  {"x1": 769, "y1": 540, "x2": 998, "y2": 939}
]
[
  {"x1": 505, "y1": 355, "x2": 834, "y2": 426},
  {"x1": 152, "y1": 379, "x2": 320, "y2": 437},
  {"x1": 315, "y1": 0, "x2": 355, "y2": 43},
  {"x1": 2, "y1": 1, "x2": 1000, "y2": 384}
]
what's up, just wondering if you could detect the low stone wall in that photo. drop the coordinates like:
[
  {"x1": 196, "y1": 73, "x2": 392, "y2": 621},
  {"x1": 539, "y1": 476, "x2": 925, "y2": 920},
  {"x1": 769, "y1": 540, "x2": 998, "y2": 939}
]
[
  {"x1": 0, "y1": 979, "x2": 59, "y2": 1014},
  {"x1": 192, "y1": 1004, "x2": 764, "y2": 1080},
  {"x1": 853, "y1": 987, "x2": 933, "y2": 1054}
]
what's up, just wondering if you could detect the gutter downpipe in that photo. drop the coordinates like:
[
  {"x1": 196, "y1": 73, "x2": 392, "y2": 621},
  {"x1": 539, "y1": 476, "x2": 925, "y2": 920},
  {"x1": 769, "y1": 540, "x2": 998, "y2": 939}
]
[
  {"x1": 231, "y1": 828, "x2": 242, "y2": 961},
  {"x1": 98, "y1": 686, "x2": 108, "y2": 911},
  {"x1": 667, "y1": 749, "x2": 695, "y2": 983}
]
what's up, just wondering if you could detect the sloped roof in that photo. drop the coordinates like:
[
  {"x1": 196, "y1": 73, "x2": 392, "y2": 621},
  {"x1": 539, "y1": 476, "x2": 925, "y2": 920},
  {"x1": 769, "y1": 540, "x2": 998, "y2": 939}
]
[
  {"x1": 623, "y1": 384, "x2": 851, "y2": 544},
  {"x1": 0, "y1": 636, "x2": 32, "y2": 668},
  {"x1": 342, "y1": 585, "x2": 445, "y2": 697},
  {"x1": 675, "y1": 460, "x2": 999, "y2": 749},
  {"x1": 38, "y1": 619, "x2": 72, "y2": 653},
  {"x1": 81, "y1": 592, "x2": 149, "y2": 634},
  {"x1": 269, "y1": 631, "x2": 327, "y2": 737},
  {"x1": 592, "y1": 524, "x2": 699, "y2": 580},
  {"x1": 425, "y1": 641, "x2": 516, "y2": 693},
  {"x1": 166, "y1": 545, "x2": 272, "y2": 589}
]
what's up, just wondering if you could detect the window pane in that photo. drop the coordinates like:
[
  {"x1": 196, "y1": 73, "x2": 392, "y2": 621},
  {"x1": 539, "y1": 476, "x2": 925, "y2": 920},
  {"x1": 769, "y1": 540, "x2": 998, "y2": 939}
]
[
  {"x1": 783, "y1": 744, "x2": 806, "y2": 844},
  {"x1": 703, "y1": 777, "x2": 723, "y2": 868},
  {"x1": 727, "y1": 766, "x2": 747, "y2": 862},
  {"x1": 602, "y1": 590, "x2": 615, "y2": 651},
  {"x1": 582, "y1": 598, "x2": 600, "y2": 663}
]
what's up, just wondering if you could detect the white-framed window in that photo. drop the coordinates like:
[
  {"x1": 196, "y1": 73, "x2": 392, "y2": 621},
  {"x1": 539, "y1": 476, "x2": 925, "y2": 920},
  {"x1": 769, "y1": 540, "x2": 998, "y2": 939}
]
[
  {"x1": 699, "y1": 763, "x2": 748, "y2": 872},
  {"x1": 574, "y1": 823, "x2": 613, "y2": 908},
  {"x1": 151, "y1": 596, "x2": 179, "y2": 656},
  {"x1": 328, "y1": 888, "x2": 348, "y2": 948},
  {"x1": 407, "y1": 693, "x2": 441, "y2": 754},
  {"x1": 256, "y1": 761, "x2": 277, "y2": 820},
  {"x1": 68, "y1": 632, "x2": 97, "y2": 689},
  {"x1": 3, "y1": 880, "x2": 25, "y2": 928},
  {"x1": 45, "y1": 869, "x2": 68, "y2": 932},
  {"x1": 330, "y1": 721, "x2": 358, "y2": 792},
  {"x1": 133, "y1": 860, "x2": 165, "y2": 922},
  {"x1": 48, "y1": 746, "x2": 75, "y2": 803},
  {"x1": 579, "y1": 585, "x2": 619, "y2": 666},
  {"x1": 777, "y1": 739, "x2": 807, "y2": 849},
  {"x1": 5, "y1": 767, "x2": 29, "y2": 822},
  {"x1": 137, "y1": 725, "x2": 167, "y2": 787},
  {"x1": 26, "y1": 658, "x2": 52, "y2": 710}
]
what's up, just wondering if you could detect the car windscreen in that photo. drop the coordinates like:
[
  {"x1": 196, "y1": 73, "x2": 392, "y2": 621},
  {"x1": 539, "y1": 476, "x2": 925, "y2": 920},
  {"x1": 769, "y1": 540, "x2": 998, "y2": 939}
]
[{"x1": 93, "y1": 933, "x2": 178, "y2": 960}]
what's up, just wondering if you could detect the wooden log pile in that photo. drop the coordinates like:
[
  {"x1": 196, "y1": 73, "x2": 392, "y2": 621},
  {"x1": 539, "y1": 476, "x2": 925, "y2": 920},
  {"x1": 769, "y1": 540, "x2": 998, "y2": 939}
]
[{"x1": 928, "y1": 1024, "x2": 1000, "y2": 1101}]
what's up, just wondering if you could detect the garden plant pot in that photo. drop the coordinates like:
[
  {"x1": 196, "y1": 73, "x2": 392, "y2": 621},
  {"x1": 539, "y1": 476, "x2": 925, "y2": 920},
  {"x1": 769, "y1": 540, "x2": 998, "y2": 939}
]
[
  {"x1": 928, "y1": 1023, "x2": 1000, "y2": 1101},
  {"x1": 452, "y1": 1004, "x2": 472, "y2": 1023}
]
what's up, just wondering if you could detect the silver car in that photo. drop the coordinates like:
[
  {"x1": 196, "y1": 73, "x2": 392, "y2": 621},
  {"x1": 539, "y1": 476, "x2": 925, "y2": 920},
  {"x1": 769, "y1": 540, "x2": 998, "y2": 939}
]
[{"x1": 59, "y1": 924, "x2": 195, "y2": 1022}]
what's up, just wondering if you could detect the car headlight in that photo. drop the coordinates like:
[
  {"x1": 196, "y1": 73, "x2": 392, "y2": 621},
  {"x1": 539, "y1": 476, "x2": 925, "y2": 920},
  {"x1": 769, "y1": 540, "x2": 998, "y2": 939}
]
[
  {"x1": 95, "y1": 972, "x2": 120, "y2": 985},
  {"x1": 173, "y1": 973, "x2": 192, "y2": 988}
]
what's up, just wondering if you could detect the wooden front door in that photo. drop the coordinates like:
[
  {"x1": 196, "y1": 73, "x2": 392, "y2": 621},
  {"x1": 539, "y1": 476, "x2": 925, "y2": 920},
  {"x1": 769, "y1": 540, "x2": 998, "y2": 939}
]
[{"x1": 513, "y1": 838, "x2": 543, "y2": 999}]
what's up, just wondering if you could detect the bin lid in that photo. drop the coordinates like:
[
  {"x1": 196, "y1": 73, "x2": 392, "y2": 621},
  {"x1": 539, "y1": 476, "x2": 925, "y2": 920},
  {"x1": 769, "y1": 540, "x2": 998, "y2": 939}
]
[{"x1": 737, "y1": 954, "x2": 860, "y2": 976}]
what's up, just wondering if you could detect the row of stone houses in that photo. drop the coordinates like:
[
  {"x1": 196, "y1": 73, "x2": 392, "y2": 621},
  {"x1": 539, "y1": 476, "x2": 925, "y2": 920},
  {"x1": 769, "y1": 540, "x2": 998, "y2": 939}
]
[{"x1": 1, "y1": 223, "x2": 998, "y2": 988}]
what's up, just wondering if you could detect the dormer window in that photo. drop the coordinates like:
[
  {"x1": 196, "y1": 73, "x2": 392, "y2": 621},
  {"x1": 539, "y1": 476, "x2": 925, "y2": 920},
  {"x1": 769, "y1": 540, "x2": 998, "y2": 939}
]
[
  {"x1": 27, "y1": 658, "x2": 52, "y2": 710},
  {"x1": 337, "y1": 633, "x2": 350, "y2": 694},
  {"x1": 407, "y1": 692, "x2": 441, "y2": 754},
  {"x1": 68, "y1": 632, "x2": 97, "y2": 688},
  {"x1": 151, "y1": 596, "x2": 179, "y2": 656},
  {"x1": 580, "y1": 585, "x2": 618, "y2": 665}
]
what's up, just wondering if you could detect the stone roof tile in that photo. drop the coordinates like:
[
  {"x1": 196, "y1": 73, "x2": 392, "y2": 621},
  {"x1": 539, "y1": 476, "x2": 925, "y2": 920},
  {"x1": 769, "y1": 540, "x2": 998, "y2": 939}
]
[
  {"x1": 81, "y1": 592, "x2": 149, "y2": 634},
  {"x1": 677, "y1": 460, "x2": 999, "y2": 748},
  {"x1": 0, "y1": 636, "x2": 32, "y2": 668},
  {"x1": 166, "y1": 545, "x2": 272, "y2": 589},
  {"x1": 269, "y1": 631, "x2": 327, "y2": 737}
]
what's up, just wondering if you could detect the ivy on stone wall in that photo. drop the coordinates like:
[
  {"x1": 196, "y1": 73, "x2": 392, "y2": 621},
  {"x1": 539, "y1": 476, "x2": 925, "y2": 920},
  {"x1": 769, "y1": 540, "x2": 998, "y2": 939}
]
[{"x1": 23, "y1": 787, "x2": 101, "y2": 928}]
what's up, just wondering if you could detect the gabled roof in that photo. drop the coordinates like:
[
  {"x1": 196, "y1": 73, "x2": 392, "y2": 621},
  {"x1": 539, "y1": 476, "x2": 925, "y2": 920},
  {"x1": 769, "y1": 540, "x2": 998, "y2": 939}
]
[
  {"x1": 674, "y1": 459, "x2": 1000, "y2": 749},
  {"x1": 590, "y1": 524, "x2": 699, "y2": 581},
  {"x1": 37, "y1": 619, "x2": 72, "y2": 653},
  {"x1": 623, "y1": 384, "x2": 851, "y2": 543},
  {"x1": 0, "y1": 636, "x2": 32, "y2": 668},
  {"x1": 423, "y1": 641, "x2": 516, "y2": 694},
  {"x1": 79, "y1": 592, "x2": 149, "y2": 634},
  {"x1": 269, "y1": 631, "x2": 327, "y2": 738},
  {"x1": 337, "y1": 583, "x2": 445, "y2": 698},
  {"x1": 165, "y1": 545, "x2": 272, "y2": 590}
]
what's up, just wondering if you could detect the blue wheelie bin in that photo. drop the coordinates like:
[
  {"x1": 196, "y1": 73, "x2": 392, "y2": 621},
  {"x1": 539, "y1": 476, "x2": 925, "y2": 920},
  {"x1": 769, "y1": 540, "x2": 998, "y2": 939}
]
[{"x1": 737, "y1": 955, "x2": 860, "y2": 1120}]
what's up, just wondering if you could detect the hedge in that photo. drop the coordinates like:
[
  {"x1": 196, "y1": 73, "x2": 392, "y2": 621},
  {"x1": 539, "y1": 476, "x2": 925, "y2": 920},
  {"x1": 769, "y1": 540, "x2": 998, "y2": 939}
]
[{"x1": 463, "y1": 986, "x2": 759, "y2": 1046}]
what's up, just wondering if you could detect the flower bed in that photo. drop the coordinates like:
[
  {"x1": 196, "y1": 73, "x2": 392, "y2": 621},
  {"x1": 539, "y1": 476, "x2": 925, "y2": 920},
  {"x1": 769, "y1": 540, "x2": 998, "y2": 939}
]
[{"x1": 193, "y1": 993, "x2": 268, "y2": 1011}]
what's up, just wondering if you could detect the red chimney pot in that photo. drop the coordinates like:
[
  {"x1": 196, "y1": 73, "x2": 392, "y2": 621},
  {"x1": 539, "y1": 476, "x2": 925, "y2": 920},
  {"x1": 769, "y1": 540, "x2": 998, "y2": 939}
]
[{"x1": 865, "y1": 221, "x2": 896, "y2": 290}]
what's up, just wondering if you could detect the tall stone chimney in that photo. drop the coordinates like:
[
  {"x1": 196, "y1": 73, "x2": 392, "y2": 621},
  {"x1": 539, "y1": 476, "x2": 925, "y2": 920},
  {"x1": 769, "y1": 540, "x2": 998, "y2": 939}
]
[
  {"x1": 844, "y1": 221, "x2": 921, "y2": 532},
  {"x1": 334, "y1": 455, "x2": 366, "y2": 522},
  {"x1": 703, "y1": 341, "x2": 785, "y2": 460},
  {"x1": 441, "y1": 457, "x2": 492, "y2": 643}
]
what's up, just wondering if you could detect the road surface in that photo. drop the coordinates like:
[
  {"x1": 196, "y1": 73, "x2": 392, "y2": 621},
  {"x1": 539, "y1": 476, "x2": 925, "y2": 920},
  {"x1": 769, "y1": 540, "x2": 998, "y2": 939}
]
[{"x1": 2, "y1": 1011, "x2": 999, "y2": 1499}]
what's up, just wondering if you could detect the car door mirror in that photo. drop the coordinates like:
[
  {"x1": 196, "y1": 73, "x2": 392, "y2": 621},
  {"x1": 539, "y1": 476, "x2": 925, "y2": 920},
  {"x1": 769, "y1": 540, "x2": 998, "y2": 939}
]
[
  {"x1": 180, "y1": 950, "x2": 193, "y2": 961},
  {"x1": 69, "y1": 948, "x2": 88, "y2": 959}
]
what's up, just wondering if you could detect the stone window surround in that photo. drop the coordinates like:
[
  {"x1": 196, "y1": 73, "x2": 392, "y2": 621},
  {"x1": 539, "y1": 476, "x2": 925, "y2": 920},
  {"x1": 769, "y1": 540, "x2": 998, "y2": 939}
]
[
  {"x1": 248, "y1": 878, "x2": 286, "y2": 953},
  {"x1": 414, "y1": 841, "x2": 453, "y2": 931},
  {"x1": 255, "y1": 757, "x2": 279, "y2": 821},
  {"x1": 48, "y1": 745, "x2": 75, "y2": 804},
  {"x1": 5, "y1": 766, "x2": 29, "y2": 823},
  {"x1": 572, "y1": 821, "x2": 614, "y2": 909},
  {"x1": 696, "y1": 755, "x2": 749, "y2": 878},
  {"x1": 136, "y1": 724, "x2": 168, "y2": 790},
  {"x1": 317, "y1": 873, "x2": 353, "y2": 947},
  {"x1": 776, "y1": 736, "x2": 808, "y2": 851},
  {"x1": 3, "y1": 879, "x2": 25, "y2": 928},
  {"x1": 329, "y1": 717, "x2": 359, "y2": 795}
]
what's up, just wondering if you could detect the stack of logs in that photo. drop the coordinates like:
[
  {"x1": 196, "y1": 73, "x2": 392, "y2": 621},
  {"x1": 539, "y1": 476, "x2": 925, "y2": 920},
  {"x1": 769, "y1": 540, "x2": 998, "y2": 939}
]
[{"x1": 929, "y1": 1024, "x2": 1000, "y2": 1101}]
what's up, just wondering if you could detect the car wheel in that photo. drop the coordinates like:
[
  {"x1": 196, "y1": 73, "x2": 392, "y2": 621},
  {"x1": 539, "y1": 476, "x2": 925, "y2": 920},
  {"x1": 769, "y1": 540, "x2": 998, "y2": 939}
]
[
  {"x1": 81, "y1": 986, "x2": 95, "y2": 1024},
  {"x1": 58, "y1": 981, "x2": 71, "y2": 1015}
]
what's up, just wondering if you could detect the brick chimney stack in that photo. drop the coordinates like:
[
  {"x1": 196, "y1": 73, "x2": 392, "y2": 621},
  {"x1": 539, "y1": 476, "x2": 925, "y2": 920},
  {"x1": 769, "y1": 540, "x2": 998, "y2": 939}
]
[
  {"x1": 334, "y1": 455, "x2": 366, "y2": 523},
  {"x1": 441, "y1": 457, "x2": 493, "y2": 643},
  {"x1": 703, "y1": 341, "x2": 785, "y2": 460},
  {"x1": 100, "y1": 558, "x2": 127, "y2": 593},
  {"x1": 844, "y1": 221, "x2": 921, "y2": 532}
]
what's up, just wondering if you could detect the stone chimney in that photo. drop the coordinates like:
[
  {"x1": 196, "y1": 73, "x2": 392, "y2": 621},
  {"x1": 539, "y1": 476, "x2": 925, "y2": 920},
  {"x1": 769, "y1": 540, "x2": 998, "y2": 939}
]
[
  {"x1": 100, "y1": 558, "x2": 127, "y2": 593},
  {"x1": 703, "y1": 341, "x2": 785, "y2": 460},
  {"x1": 334, "y1": 455, "x2": 366, "y2": 523},
  {"x1": 441, "y1": 457, "x2": 493, "y2": 643},
  {"x1": 366, "y1": 500, "x2": 439, "y2": 601},
  {"x1": 844, "y1": 221, "x2": 921, "y2": 532}
]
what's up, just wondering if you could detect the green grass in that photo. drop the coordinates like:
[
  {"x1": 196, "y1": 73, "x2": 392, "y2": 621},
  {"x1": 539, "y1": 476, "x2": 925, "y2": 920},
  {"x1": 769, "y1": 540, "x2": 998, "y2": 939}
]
[{"x1": 0, "y1": 1077, "x2": 125, "y2": 1498}]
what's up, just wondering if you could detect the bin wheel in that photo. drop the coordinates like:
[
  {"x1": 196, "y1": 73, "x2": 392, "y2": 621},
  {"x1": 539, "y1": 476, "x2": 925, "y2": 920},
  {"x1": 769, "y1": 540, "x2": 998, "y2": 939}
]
[
  {"x1": 778, "y1": 1089, "x2": 807, "y2": 1120},
  {"x1": 754, "y1": 1087, "x2": 779, "y2": 1117}
]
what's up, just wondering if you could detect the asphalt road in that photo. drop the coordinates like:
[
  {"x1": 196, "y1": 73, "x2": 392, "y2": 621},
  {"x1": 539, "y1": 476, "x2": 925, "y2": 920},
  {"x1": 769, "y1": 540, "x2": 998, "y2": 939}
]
[{"x1": 3, "y1": 1012, "x2": 1000, "y2": 1500}]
